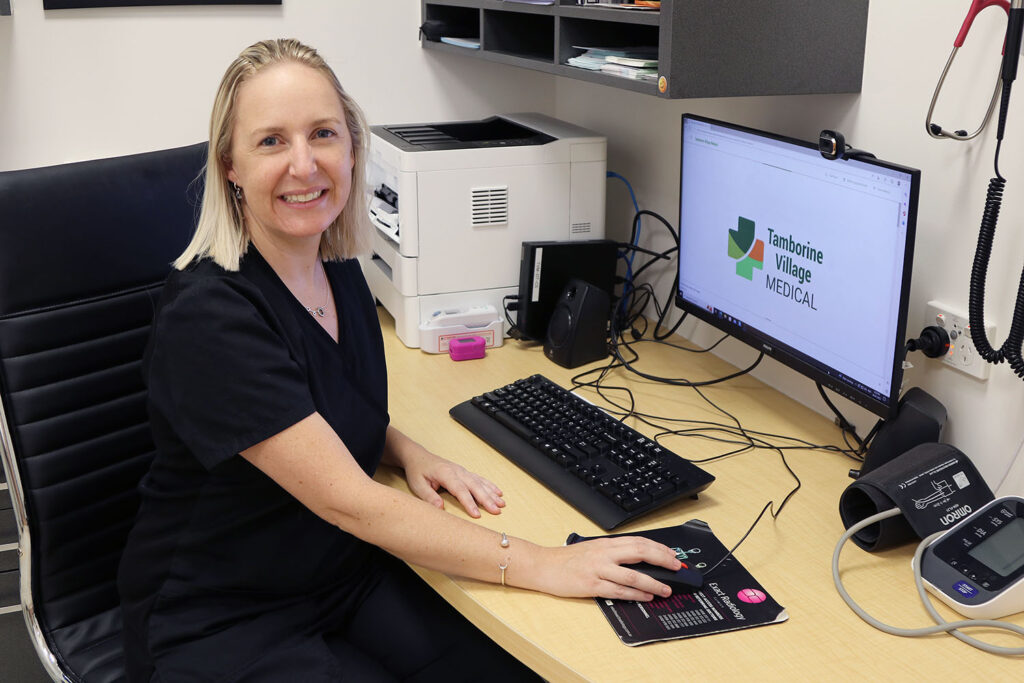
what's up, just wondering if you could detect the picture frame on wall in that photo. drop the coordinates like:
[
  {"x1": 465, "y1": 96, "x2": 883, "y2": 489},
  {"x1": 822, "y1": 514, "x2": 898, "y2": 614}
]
[{"x1": 44, "y1": 1, "x2": 281, "y2": 8}]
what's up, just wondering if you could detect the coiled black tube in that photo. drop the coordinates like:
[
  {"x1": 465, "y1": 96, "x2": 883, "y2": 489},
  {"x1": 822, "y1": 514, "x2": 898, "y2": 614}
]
[
  {"x1": 966, "y1": 10, "x2": 1024, "y2": 380},
  {"x1": 969, "y1": 177, "x2": 1005, "y2": 363},
  {"x1": 968, "y1": 175, "x2": 1024, "y2": 378}
]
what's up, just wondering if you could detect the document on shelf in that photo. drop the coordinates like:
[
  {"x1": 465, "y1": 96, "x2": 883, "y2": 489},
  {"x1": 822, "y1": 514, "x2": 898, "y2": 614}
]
[
  {"x1": 567, "y1": 54, "x2": 607, "y2": 70},
  {"x1": 605, "y1": 55, "x2": 658, "y2": 68},
  {"x1": 566, "y1": 519, "x2": 788, "y2": 646},
  {"x1": 502, "y1": 0, "x2": 555, "y2": 4},
  {"x1": 439, "y1": 36, "x2": 481, "y2": 49},
  {"x1": 571, "y1": 45, "x2": 658, "y2": 59},
  {"x1": 581, "y1": 1, "x2": 659, "y2": 9},
  {"x1": 599, "y1": 63, "x2": 657, "y2": 81}
]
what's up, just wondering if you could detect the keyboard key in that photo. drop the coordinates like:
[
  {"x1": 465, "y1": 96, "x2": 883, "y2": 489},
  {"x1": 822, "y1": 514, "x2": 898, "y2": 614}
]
[{"x1": 493, "y1": 411, "x2": 535, "y2": 440}]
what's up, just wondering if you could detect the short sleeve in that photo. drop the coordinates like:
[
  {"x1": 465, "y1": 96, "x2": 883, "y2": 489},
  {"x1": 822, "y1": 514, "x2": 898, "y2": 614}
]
[{"x1": 145, "y1": 275, "x2": 316, "y2": 470}]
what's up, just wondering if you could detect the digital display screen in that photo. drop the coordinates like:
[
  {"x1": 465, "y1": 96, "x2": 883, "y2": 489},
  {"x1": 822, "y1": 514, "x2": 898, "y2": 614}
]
[
  {"x1": 968, "y1": 518, "x2": 1024, "y2": 577},
  {"x1": 676, "y1": 115, "x2": 919, "y2": 418}
]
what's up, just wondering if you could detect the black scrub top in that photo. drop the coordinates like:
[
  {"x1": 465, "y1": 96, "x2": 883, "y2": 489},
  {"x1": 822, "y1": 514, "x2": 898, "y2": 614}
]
[{"x1": 117, "y1": 249, "x2": 390, "y2": 681}]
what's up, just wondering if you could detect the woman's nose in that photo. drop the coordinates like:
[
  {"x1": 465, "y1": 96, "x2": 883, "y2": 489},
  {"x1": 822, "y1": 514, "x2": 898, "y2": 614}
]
[{"x1": 289, "y1": 141, "x2": 318, "y2": 178}]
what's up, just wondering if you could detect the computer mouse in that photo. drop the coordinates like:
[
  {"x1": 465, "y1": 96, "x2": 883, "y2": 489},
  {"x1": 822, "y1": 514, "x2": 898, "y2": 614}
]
[{"x1": 625, "y1": 562, "x2": 704, "y2": 593}]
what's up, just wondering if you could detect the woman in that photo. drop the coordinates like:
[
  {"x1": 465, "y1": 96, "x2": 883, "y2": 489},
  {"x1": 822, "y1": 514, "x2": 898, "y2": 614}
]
[{"x1": 117, "y1": 38, "x2": 683, "y2": 681}]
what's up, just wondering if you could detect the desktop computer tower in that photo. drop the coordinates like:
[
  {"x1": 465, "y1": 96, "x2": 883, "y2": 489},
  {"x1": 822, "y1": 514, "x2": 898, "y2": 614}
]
[{"x1": 516, "y1": 239, "x2": 618, "y2": 341}]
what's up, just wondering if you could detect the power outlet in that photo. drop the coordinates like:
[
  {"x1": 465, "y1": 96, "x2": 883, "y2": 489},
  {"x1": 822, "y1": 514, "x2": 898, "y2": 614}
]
[{"x1": 924, "y1": 300, "x2": 995, "y2": 380}]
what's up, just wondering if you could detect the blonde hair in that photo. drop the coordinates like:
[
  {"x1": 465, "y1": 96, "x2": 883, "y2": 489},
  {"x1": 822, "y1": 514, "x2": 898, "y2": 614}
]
[{"x1": 175, "y1": 38, "x2": 373, "y2": 271}]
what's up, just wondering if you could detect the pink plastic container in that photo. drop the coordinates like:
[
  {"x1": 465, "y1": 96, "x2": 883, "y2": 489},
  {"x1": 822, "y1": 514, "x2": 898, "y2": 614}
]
[{"x1": 448, "y1": 335, "x2": 486, "y2": 361}]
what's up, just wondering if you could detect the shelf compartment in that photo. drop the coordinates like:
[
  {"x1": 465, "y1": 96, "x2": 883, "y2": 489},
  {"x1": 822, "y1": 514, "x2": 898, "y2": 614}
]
[
  {"x1": 558, "y1": 16, "x2": 658, "y2": 67},
  {"x1": 423, "y1": 3, "x2": 481, "y2": 45},
  {"x1": 483, "y1": 9, "x2": 555, "y2": 62}
]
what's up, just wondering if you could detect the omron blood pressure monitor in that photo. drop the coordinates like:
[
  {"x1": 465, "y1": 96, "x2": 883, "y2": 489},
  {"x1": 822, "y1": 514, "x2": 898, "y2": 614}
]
[{"x1": 921, "y1": 496, "x2": 1024, "y2": 619}]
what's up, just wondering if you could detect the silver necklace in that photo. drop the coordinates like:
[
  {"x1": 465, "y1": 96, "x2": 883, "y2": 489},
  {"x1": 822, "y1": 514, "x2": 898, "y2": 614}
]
[{"x1": 305, "y1": 261, "x2": 329, "y2": 318}]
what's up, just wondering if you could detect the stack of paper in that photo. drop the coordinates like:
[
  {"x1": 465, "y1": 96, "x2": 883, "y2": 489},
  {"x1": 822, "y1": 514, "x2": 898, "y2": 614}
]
[
  {"x1": 585, "y1": 1, "x2": 659, "y2": 9},
  {"x1": 567, "y1": 45, "x2": 658, "y2": 80},
  {"x1": 440, "y1": 36, "x2": 481, "y2": 49},
  {"x1": 566, "y1": 53, "x2": 607, "y2": 70}
]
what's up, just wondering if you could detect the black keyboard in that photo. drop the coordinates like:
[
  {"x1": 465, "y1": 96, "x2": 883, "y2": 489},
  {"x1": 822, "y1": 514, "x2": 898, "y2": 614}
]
[{"x1": 450, "y1": 374, "x2": 715, "y2": 530}]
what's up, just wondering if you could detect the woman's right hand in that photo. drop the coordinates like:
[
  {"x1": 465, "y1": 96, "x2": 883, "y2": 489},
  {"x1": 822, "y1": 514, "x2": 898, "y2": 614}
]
[{"x1": 526, "y1": 537, "x2": 682, "y2": 602}]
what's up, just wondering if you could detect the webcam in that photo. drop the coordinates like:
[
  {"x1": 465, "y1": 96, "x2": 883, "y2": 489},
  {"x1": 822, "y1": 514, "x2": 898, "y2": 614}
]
[
  {"x1": 819, "y1": 130, "x2": 845, "y2": 160},
  {"x1": 818, "y1": 129, "x2": 875, "y2": 161}
]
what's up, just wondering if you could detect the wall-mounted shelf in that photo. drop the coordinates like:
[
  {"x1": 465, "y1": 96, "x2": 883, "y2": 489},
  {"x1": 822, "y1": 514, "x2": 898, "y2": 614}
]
[{"x1": 421, "y1": 1, "x2": 868, "y2": 99}]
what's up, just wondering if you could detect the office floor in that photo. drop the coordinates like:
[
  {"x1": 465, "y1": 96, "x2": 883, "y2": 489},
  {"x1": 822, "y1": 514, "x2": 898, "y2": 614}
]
[{"x1": 0, "y1": 612, "x2": 50, "y2": 682}]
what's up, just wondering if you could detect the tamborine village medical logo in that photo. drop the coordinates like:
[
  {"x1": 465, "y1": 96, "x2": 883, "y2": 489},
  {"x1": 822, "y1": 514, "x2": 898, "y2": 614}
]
[
  {"x1": 727, "y1": 216, "x2": 821, "y2": 310},
  {"x1": 727, "y1": 216, "x2": 763, "y2": 280}
]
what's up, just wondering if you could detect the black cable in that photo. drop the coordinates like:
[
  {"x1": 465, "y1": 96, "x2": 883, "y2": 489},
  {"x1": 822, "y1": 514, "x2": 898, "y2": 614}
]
[
  {"x1": 626, "y1": 210, "x2": 680, "y2": 339},
  {"x1": 603, "y1": 324, "x2": 824, "y2": 474},
  {"x1": 631, "y1": 245, "x2": 678, "y2": 282},
  {"x1": 967, "y1": 6, "x2": 1024, "y2": 380},
  {"x1": 689, "y1": 381, "x2": 802, "y2": 509},
  {"x1": 617, "y1": 242, "x2": 671, "y2": 261},
  {"x1": 702, "y1": 502, "x2": 773, "y2": 578},
  {"x1": 614, "y1": 209, "x2": 681, "y2": 340},
  {"x1": 573, "y1": 345, "x2": 864, "y2": 462},
  {"x1": 502, "y1": 294, "x2": 523, "y2": 337},
  {"x1": 650, "y1": 270, "x2": 682, "y2": 341},
  {"x1": 611, "y1": 340, "x2": 764, "y2": 388},
  {"x1": 968, "y1": 169, "x2": 1024, "y2": 378},
  {"x1": 630, "y1": 209, "x2": 679, "y2": 243},
  {"x1": 815, "y1": 383, "x2": 866, "y2": 452}
]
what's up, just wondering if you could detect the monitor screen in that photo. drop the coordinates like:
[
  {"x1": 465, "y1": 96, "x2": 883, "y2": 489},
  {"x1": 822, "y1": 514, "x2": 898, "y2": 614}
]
[{"x1": 676, "y1": 114, "x2": 919, "y2": 419}]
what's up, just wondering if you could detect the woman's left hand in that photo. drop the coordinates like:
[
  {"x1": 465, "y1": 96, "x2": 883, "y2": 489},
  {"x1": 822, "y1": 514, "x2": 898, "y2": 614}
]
[{"x1": 404, "y1": 452, "x2": 505, "y2": 518}]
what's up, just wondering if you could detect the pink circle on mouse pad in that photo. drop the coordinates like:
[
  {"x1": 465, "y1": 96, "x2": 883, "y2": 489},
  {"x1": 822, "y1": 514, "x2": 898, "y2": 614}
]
[{"x1": 737, "y1": 588, "x2": 766, "y2": 603}]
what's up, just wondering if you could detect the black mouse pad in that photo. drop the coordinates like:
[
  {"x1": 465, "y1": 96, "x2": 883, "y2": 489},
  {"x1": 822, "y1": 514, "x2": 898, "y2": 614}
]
[{"x1": 567, "y1": 519, "x2": 787, "y2": 646}]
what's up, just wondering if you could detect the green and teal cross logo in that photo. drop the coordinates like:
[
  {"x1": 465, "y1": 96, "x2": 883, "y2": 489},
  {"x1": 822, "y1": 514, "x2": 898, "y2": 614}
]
[{"x1": 728, "y1": 216, "x2": 764, "y2": 280}]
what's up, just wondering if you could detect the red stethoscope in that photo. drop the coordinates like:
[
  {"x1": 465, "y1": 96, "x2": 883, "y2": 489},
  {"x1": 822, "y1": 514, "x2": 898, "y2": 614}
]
[{"x1": 926, "y1": 0, "x2": 1010, "y2": 140}]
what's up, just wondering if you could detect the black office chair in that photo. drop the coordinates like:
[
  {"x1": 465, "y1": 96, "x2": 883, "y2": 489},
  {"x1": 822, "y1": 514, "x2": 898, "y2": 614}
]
[{"x1": 0, "y1": 143, "x2": 206, "y2": 682}]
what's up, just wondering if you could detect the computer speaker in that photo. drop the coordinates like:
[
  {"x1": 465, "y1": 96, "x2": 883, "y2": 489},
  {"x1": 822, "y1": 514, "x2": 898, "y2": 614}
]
[
  {"x1": 544, "y1": 279, "x2": 610, "y2": 369},
  {"x1": 852, "y1": 387, "x2": 947, "y2": 478}
]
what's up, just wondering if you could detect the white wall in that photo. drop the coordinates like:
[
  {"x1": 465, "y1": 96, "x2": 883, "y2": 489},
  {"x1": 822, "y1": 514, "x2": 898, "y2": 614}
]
[
  {"x1": 1, "y1": 1, "x2": 1021, "y2": 494},
  {"x1": 0, "y1": 0, "x2": 554, "y2": 169}
]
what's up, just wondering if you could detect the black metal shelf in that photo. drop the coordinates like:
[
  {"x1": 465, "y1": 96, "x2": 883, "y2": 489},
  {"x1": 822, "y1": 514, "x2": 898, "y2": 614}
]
[{"x1": 422, "y1": 0, "x2": 868, "y2": 99}]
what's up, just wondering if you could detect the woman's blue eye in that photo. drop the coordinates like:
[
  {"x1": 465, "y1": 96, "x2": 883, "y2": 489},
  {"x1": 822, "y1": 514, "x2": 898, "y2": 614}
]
[
  {"x1": 259, "y1": 137, "x2": 278, "y2": 147},
  {"x1": 315, "y1": 129, "x2": 336, "y2": 139}
]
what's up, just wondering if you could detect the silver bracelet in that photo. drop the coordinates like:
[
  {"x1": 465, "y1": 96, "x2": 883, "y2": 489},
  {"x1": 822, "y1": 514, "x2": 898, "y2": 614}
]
[{"x1": 499, "y1": 531, "x2": 511, "y2": 586}]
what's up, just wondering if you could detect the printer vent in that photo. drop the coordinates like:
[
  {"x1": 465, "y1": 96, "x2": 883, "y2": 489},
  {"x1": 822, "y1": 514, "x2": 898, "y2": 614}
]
[
  {"x1": 386, "y1": 125, "x2": 458, "y2": 147},
  {"x1": 471, "y1": 186, "x2": 509, "y2": 226}
]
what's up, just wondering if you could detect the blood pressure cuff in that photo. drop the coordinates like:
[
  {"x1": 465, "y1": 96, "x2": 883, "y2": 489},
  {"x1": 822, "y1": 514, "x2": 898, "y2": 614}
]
[{"x1": 839, "y1": 443, "x2": 994, "y2": 552}]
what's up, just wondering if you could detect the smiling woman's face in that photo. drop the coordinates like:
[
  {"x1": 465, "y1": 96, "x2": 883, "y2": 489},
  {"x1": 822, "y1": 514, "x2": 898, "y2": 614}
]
[{"x1": 225, "y1": 60, "x2": 354, "y2": 252}]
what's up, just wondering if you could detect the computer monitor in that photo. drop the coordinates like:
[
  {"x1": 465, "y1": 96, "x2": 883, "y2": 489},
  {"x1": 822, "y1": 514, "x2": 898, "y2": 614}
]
[{"x1": 675, "y1": 114, "x2": 920, "y2": 419}]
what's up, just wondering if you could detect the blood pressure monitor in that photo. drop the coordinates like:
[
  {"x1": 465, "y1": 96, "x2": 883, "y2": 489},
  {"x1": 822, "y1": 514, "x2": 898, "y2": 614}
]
[{"x1": 920, "y1": 496, "x2": 1024, "y2": 619}]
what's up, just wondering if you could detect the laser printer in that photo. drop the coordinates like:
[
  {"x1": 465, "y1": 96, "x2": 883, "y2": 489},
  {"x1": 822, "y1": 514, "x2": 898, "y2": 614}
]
[{"x1": 362, "y1": 113, "x2": 606, "y2": 349}]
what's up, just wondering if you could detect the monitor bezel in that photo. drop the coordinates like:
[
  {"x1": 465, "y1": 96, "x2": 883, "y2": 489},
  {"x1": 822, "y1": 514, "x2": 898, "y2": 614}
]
[{"x1": 674, "y1": 113, "x2": 920, "y2": 420}]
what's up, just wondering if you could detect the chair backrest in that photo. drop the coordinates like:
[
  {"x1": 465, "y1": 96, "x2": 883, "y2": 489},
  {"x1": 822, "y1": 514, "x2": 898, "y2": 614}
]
[{"x1": 0, "y1": 143, "x2": 206, "y2": 682}]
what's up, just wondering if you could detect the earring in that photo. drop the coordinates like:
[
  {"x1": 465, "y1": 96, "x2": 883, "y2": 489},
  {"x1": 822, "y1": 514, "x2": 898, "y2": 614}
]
[{"x1": 231, "y1": 182, "x2": 243, "y2": 200}]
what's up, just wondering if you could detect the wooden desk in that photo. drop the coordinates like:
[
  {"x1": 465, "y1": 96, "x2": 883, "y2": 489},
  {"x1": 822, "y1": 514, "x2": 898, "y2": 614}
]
[{"x1": 374, "y1": 311, "x2": 1023, "y2": 680}]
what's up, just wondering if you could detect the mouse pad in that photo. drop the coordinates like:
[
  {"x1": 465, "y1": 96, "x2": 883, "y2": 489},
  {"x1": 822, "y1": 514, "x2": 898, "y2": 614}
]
[{"x1": 567, "y1": 519, "x2": 787, "y2": 646}]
